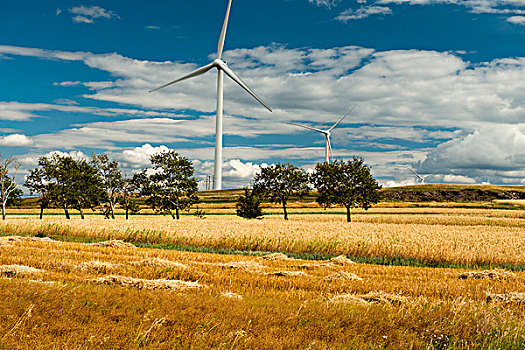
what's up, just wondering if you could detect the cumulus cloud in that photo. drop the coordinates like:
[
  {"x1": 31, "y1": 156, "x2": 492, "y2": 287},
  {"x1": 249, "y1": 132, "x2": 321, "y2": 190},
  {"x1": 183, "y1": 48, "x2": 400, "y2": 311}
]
[
  {"x1": 68, "y1": 6, "x2": 119, "y2": 24},
  {"x1": 0, "y1": 134, "x2": 33, "y2": 146},
  {"x1": 336, "y1": 6, "x2": 393, "y2": 21},
  {"x1": 419, "y1": 125, "x2": 525, "y2": 183},
  {"x1": 120, "y1": 144, "x2": 171, "y2": 167}
]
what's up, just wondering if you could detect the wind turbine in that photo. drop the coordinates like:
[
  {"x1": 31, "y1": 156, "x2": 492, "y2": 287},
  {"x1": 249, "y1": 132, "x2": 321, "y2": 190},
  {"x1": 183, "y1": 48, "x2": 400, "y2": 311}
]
[
  {"x1": 406, "y1": 168, "x2": 433, "y2": 184},
  {"x1": 149, "y1": 0, "x2": 272, "y2": 190},
  {"x1": 287, "y1": 105, "x2": 356, "y2": 163}
]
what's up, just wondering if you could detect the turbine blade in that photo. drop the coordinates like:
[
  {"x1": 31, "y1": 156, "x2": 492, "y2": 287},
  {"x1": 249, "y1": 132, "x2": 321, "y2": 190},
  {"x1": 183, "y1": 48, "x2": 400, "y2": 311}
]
[
  {"x1": 287, "y1": 122, "x2": 326, "y2": 134},
  {"x1": 149, "y1": 62, "x2": 215, "y2": 92},
  {"x1": 217, "y1": 0, "x2": 233, "y2": 60},
  {"x1": 407, "y1": 167, "x2": 424, "y2": 181},
  {"x1": 218, "y1": 62, "x2": 272, "y2": 112},
  {"x1": 328, "y1": 104, "x2": 357, "y2": 132}
]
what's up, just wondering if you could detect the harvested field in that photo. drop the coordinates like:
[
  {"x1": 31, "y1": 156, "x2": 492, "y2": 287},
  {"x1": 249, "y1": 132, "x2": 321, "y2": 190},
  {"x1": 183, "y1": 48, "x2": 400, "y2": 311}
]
[
  {"x1": 0, "y1": 264, "x2": 44, "y2": 277},
  {"x1": 0, "y1": 236, "x2": 525, "y2": 348},
  {"x1": 459, "y1": 269, "x2": 517, "y2": 280},
  {"x1": 90, "y1": 275, "x2": 205, "y2": 291}
]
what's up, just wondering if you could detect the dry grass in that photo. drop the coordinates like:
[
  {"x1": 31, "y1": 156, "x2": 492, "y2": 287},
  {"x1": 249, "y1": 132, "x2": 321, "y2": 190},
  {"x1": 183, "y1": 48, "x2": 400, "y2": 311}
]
[
  {"x1": 3, "y1": 208, "x2": 525, "y2": 267},
  {"x1": 0, "y1": 265, "x2": 44, "y2": 277},
  {"x1": 90, "y1": 275, "x2": 205, "y2": 291},
  {"x1": 1, "y1": 237, "x2": 525, "y2": 348},
  {"x1": 459, "y1": 269, "x2": 518, "y2": 280}
]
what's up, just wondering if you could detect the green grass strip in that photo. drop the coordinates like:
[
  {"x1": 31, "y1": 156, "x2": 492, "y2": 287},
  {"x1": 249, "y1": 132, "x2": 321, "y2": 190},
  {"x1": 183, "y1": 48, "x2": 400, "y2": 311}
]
[{"x1": 5, "y1": 232, "x2": 525, "y2": 272}]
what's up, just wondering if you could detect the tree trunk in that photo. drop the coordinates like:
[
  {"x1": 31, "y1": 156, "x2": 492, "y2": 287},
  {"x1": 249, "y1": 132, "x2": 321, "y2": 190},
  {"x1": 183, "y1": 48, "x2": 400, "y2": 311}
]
[
  {"x1": 2, "y1": 201, "x2": 6, "y2": 220},
  {"x1": 282, "y1": 200, "x2": 288, "y2": 221},
  {"x1": 109, "y1": 201, "x2": 115, "y2": 220},
  {"x1": 346, "y1": 206, "x2": 351, "y2": 223},
  {"x1": 169, "y1": 210, "x2": 175, "y2": 220},
  {"x1": 63, "y1": 204, "x2": 70, "y2": 220},
  {"x1": 125, "y1": 205, "x2": 129, "y2": 220},
  {"x1": 175, "y1": 206, "x2": 180, "y2": 220},
  {"x1": 39, "y1": 205, "x2": 44, "y2": 220},
  {"x1": 79, "y1": 208, "x2": 85, "y2": 220}
]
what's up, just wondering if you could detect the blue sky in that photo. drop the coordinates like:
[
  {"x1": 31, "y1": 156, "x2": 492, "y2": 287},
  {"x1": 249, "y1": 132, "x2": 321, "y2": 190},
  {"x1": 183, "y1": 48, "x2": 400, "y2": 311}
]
[{"x1": 2, "y1": 0, "x2": 525, "y2": 188}]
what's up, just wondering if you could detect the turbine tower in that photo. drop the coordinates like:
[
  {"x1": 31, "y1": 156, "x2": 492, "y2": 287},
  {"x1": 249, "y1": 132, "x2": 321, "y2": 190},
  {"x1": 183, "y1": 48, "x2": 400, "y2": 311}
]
[
  {"x1": 287, "y1": 105, "x2": 356, "y2": 163},
  {"x1": 150, "y1": 0, "x2": 272, "y2": 190}
]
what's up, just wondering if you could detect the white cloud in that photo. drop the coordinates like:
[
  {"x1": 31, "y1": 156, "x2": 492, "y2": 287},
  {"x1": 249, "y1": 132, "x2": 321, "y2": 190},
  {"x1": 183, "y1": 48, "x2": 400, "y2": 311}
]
[
  {"x1": 419, "y1": 124, "x2": 525, "y2": 182},
  {"x1": 0, "y1": 101, "x2": 185, "y2": 121},
  {"x1": 120, "y1": 144, "x2": 171, "y2": 167},
  {"x1": 507, "y1": 16, "x2": 525, "y2": 25},
  {"x1": 375, "y1": 0, "x2": 525, "y2": 18},
  {"x1": 68, "y1": 6, "x2": 119, "y2": 24},
  {"x1": 308, "y1": 0, "x2": 341, "y2": 8},
  {"x1": 336, "y1": 6, "x2": 393, "y2": 21},
  {"x1": 0, "y1": 134, "x2": 33, "y2": 146}
]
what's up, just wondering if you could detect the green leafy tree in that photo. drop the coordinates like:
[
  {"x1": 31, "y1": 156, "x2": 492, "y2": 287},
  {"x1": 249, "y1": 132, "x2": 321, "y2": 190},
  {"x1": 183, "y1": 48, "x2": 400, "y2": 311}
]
[
  {"x1": 119, "y1": 175, "x2": 141, "y2": 220},
  {"x1": 91, "y1": 154, "x2": 124, "y2": 219},
  {"x1": 144, "y1": 150, "x2": 199, "y2": 220},
  {"x1": 236, "y1": 187, "x2": 263, "y2": 219},
  {"x1": 0, "y1": 154, "x2": 21, "y2": 220},
  {"x1": 311, "y1": 157, "x2": 381, "y2": 222},
  {"x1": 36, "y1": 154, "x2": 104, "y2": 219},
  {"x1": 25, "y1": 168, "x2": 52, "y2": 220},
  {"x1": 253, "y1": 163, "x2": 309, "y2": 220}
]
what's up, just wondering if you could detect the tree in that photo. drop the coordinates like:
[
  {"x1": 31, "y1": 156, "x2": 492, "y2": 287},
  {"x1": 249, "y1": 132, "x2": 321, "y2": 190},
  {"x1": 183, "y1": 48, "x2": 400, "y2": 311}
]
[
  {"x1": 91, "y1": 154, "x2": 124, "y2": 219},
  {"x1": 253, "y1": 163, "x2": 309, "y2": 220},
  {"x1": 236, "y1": 187, "x2": 263, "y2": 219},
  {"x1": 0, "y1": 154, "x2": 21, "y2": 220},
  {"x1": 119, "y1": 175, "x2": 141, "y2": 220},
  {"x1": 36, "y1": 154, "x2": 104, "y2": 219},
  {"x1": 311, "y1": 157, "x2": 381, "y2": 222},
  {"x1": 25, "y1": 168, "x2": 52, "y2": 220},
  {"x1": 145, "y1": 150, "x2": 199, "y2": 220}
]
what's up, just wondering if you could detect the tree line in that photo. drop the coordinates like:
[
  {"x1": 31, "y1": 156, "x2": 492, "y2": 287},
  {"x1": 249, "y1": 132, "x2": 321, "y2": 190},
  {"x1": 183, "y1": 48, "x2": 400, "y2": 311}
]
[{"x1": 0, "y1": 151, "x2": 380, "y2": 222}]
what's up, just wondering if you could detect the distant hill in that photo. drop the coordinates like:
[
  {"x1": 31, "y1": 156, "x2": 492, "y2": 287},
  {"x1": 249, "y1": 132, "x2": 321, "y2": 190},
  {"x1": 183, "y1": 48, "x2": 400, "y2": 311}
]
[{"x1": 380, "y1": 184, "x2": 525, "y2": 202}]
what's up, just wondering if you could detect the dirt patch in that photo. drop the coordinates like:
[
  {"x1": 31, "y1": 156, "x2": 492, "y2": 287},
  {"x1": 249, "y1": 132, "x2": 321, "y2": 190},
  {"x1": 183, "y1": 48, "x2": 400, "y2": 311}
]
[
  {"x1": 327, "y1": 255, "x2": 354, "y2": 266},
  {"x1": 75, "y1": 260, "x2": 120, "y2": 274},
  {"x1": 325, "y1": 271, "x2": 362, "y2": 281},
  {"x1": 90, "y1": 240, "x2": 135, "y2": 249},
  {"x1": 261, "y1": 253, "x2": 291, "y2": 261},
  {"x1": 132, "y1": 258, "x2": 187, "y2": 269},
  {"x1": 0, "y1": 265, "x2": 44, "y2": 278},
  {"x1": 91, "y1": 275, "x2": 205, "y2": 291},
  {"x1": 459, "y1": 269, "x2": 517, "y2": 280},
  {"x1": 486, "y1": 292, "x2": 525, "y2": 304},
  {"x1": 268, "y1": 271, "x2": 307, "y2": 277}
]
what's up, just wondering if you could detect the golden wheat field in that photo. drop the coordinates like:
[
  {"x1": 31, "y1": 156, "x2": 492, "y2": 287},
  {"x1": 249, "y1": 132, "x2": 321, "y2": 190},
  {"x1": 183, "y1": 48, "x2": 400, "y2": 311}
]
[{"x1": 1, "y1": 208, "x2": 525, "y2": 349}]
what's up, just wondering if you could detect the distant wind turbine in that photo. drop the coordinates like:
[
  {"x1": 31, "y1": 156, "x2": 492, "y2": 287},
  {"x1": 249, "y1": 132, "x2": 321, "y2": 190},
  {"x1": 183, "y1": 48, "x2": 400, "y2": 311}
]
[
  {"x1": 287, "y1": 105, "x2": 357, "y2": 163},
  {"x1": 149, "y1": 0, "x2": 272, "y2": 190},
  {"x1": 406, "y1": 168, "x2": 433, "y2": 184}
]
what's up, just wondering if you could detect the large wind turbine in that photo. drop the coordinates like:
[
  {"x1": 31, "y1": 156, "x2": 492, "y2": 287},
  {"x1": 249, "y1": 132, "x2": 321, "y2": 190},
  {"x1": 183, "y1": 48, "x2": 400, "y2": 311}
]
[
  {"x1": 149, "y1": 0, "x2": 272, "y2": 190},
  {"x1": 288, "y1": 105, "x2": 356, "y2": 163}
]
